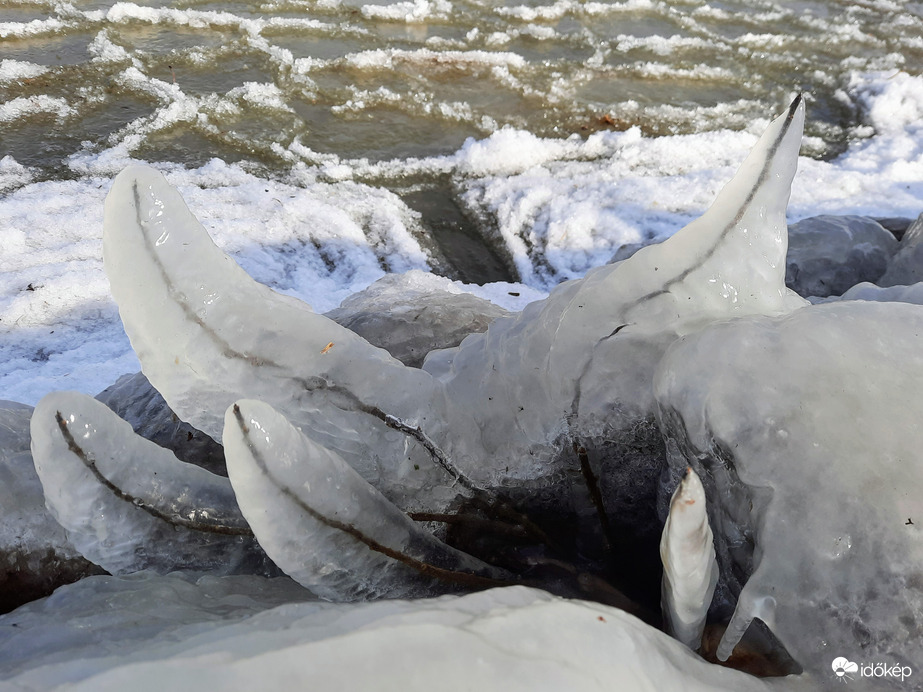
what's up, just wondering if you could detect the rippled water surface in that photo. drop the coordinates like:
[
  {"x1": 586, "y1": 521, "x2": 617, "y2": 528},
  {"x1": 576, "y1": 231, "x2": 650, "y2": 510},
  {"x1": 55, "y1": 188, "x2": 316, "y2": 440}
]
[{"x1": 2, "y1": 0, "x2": 921, "y2": 180}]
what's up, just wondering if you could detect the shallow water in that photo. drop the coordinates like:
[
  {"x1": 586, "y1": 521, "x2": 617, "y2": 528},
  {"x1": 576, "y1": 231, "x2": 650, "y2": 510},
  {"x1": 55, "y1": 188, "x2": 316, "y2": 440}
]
[{"x1": 1, "y1": 0, "x2": 921, "y2": 179}]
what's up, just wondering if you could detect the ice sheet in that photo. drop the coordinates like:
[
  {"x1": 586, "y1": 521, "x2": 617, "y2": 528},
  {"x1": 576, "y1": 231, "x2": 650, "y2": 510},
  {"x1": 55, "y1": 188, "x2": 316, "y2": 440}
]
[{"x1": 0, "y1": 576, "x2": 809, "y2": 691}]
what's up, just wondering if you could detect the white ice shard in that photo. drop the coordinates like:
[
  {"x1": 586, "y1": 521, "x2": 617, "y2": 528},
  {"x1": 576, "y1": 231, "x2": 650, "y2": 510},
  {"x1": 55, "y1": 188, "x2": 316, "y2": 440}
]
[
  {"x1": 654, "y1": 300, "x2": 923, "y2": 675},
  {"x1": 223, "y1": 399, "x2": 509, "y2": 600},
  {"x1": 30, "y1": 391, "x2": 275, "y2": 576},
  {"x1": 659, "y1": 467, "x2": 718, "y2": 650},
  {"x1": 0, "y1": 577, "x2": 810, "y2": 692}
]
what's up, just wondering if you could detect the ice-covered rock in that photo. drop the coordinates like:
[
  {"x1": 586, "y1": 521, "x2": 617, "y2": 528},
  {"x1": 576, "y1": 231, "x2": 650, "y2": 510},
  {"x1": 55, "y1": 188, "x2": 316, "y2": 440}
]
[
  {"x1": 30, "y1": 391, "x2": 278, "y2": 577},
  {"x1": 878, "y1": 212, "x2": 923, "y2": 286},
  {"x1": 654, "y1": 300, "x2": 923, "y2": 679},
  {"x1": 0, "y1": 576, "x2": 809, "y2": 691},
  {"x1": 830, "y1": 280, "x2": 923, "y2": 305},
  {"x1": 660, "y1": 467, "x2": 718, "y2": 651},
  {"x1": 0, "y1": 571, "x2": 313, "y2": 685},
  {"x1": 325, "y1": 270, "x2": 508, "y2": 368},
  {"x1": 873, "y1": 216, "x2": 913, "y2": 239},
  {"x1": 0, "y1": 401, "x2": 102, "y2": 614},
  {"x1": 223, "y1": 399, "x2": 509, "y2": 600},
  {"x1": 96, "y1": 372, "x2": 227, "y2": 476},
  {"x1": 785, "y1": 215, "x2": 897, "y2": 297}
]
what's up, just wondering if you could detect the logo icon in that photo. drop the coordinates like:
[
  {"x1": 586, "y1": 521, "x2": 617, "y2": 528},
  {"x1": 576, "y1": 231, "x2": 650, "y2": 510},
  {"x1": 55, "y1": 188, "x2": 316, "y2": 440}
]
[{"x1": 832, "y1": 657, "x2": 859, "y2": 682}]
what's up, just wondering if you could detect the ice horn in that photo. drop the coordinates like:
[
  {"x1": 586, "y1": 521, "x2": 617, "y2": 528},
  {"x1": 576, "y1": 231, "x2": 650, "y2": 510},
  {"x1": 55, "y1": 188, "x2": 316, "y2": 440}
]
[
  {"x1": 30, "y1": 391, "x2": 275, "y2": 576},
  {"x1": 616, "y1": 94, "x2": 808, "y2": 324},
  {"x1": 102, "y1": 166, "x2": 443, "y2": 484},
  {"x1": 659, "y1": 467, "x2": 719, "y2": 650},
  {"x1": 223, "y1": 399, "x2": 511, "y2": 600},
  {"x1": 431, "y1": 98, "x2": 808, "y2": 468}
]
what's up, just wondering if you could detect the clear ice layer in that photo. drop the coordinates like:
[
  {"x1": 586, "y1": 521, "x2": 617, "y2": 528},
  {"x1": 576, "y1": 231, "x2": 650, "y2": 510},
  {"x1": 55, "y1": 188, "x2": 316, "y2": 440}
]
[
  {"x1": 30, "y1": 391, "x2": 276, "y2": 576},
  {"x1": 655, "y1": 300, "x2": 923, "y2": 675},
  {"x1": 223, "y1": 399, "x2": 508, "y2": 600}
]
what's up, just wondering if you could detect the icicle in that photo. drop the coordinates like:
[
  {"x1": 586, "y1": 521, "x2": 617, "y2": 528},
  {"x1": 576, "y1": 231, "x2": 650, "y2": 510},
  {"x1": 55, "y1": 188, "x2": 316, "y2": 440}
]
[{"x1": 660, "y1": 467, "x2": 718, "y2": 650}]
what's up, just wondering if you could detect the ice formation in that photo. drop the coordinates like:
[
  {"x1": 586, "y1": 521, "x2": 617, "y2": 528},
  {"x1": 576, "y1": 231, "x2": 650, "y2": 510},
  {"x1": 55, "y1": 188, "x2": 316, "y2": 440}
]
[
  {"x1": 655, "y1": 300, "x2": 923, "y2": 674},
  {"x1": 102, "y1": 166, "x2": 459, "y2": 511},
  {"x1": 0, "y1": 575, "x2": 808, "y2": 692},
  {"x1": 30, "y1": 391, "x2": 275, "y2": 576},
  {"x1": 96, "y1": 371, "x2": 227, "y2": 475},
  {"x1": 659, "y1": 467, "x2": 718, "y2": 651},
  {"x1": 12, "y1": 93, "x2": 919, "y2": 687},
  {"x1": 223, "y1": 399, "x2": 508, "y2": 600},
  {"x1": 102, "y1": 98, "x2": 807, "y2": 544}
]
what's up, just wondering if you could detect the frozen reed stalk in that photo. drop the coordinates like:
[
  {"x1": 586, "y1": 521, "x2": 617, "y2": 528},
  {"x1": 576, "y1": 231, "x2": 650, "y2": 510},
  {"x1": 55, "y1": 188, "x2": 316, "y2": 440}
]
[{"x1": 660, "y1": 467, "x2": 718, "y2": 650}]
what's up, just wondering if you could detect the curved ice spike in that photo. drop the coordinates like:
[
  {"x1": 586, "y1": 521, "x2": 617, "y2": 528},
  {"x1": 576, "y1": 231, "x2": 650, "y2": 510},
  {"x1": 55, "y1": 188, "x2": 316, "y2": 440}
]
[
  {"x1": 223, "y1": 399, "x2": 511, "y2": 601},
  {"x1": 429, "y1": 97, "x2": 808, "y2": 462},
  {"x1": 102, "y1": 166, "x2": 461, "y2": 499},
  {"x1": 717, "y1": 583, "x2": 778, "y2": 662},
  {"x1": 620, "y1": 94, "x2": 807, "y2": 321},
  {"x1": 659, "y1": 467, "x2": 719, "y2": 650},
  {"x1": 30, "y1": 391, "x2": 276, "y2": 576}
]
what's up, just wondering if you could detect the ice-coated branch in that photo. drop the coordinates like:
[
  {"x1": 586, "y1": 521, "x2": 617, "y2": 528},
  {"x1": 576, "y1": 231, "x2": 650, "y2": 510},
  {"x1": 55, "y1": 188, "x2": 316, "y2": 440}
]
[
  {"x1": 660, "y1": 467, "x2": 718, "y2": 650},
  {"x1": 223, "y1": 399, "x2": 512, "y2": 600},
  {"x1": 30, "y1": 391, "x2": 273, "y2": 576},
  {"x1": 103, "y1": 166, "x2": 454, "y2": 503},
  {"x1": 52, "y1": 410, "x2": 252, "y2": 537}
]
